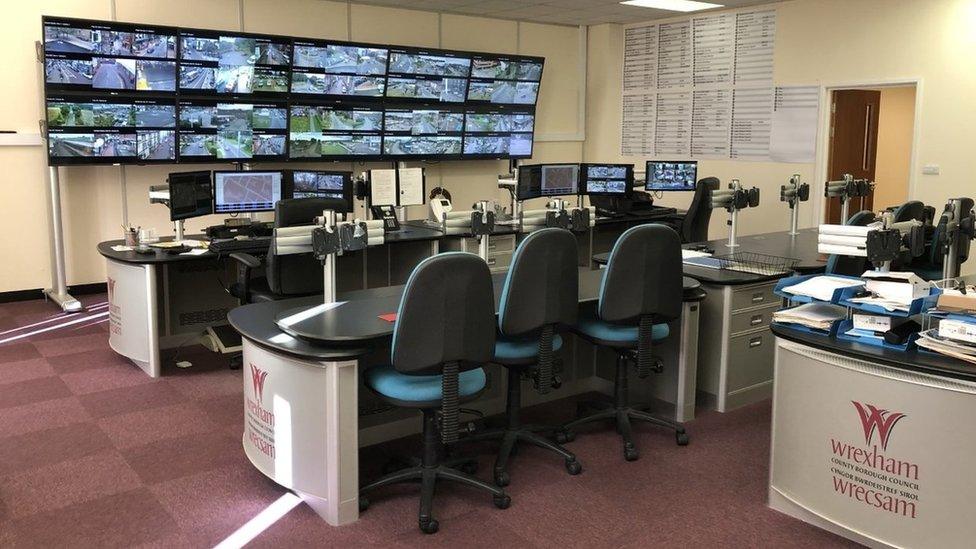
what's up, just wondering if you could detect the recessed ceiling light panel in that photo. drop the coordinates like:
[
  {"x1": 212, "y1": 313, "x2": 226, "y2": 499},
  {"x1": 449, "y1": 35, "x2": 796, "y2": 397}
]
[{"x1": 620, "y1": 0, "x2": 725, "y2": 12}]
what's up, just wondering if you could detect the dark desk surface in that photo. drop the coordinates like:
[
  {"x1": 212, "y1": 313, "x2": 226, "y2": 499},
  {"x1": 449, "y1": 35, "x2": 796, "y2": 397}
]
[
  {"x1": 593, "y1": 228, "x2": 825, "y2": 286},
  {"x1": 228, "y1": 270, "x2": 705, "y2": 361},
  {"x1": 772, "y1": 324, "x2": 976, "y2": 382}
]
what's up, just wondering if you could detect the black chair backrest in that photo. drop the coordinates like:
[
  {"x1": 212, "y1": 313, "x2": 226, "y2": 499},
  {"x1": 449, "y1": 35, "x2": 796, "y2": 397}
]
[
  {"x1": 681, "y1": 177, "x2": 720, "y2": 243},
  {"x1": 498, "y1": 228, "x2": 578, "y2": 337},
  {"x1": 599, "y1": 224, "x2": 682, "y2": 324},
  {"x1": 392, "y1": 252, "x2": 496, "y2": 376},
  {"x1": 267, "y1": 198, "x2": 341, "y2": 297},
  {"x1": 893, "y1": 200, "x2": 926, "y2": 223}
]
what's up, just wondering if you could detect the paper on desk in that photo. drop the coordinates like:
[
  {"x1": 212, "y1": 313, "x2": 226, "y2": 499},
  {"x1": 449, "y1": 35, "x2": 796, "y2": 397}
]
[
  {"x1": 781, "y1": 276, "x2": 864, "y2": 302},
  {"x1": 180, "y1": 248, "x2": 208, "y2": 256},
  {"x1": 179, "y1": 239, "x2": 207, "y2": 248},
  {"x1": 846, "y1": 295, "x2": 910, "y2": 312},
  {"x1": 917, "y1": 329, "x2": 976, "y2": 364},
  {"x1": 773, "y1": 302, "x2": 847, "y2": 330},
  {"x1": 682, "y1": 249, "x2": 712, "y2": 259},
  {"x1": 111, "y1": 245, "x2": 133, "y2": 252}
]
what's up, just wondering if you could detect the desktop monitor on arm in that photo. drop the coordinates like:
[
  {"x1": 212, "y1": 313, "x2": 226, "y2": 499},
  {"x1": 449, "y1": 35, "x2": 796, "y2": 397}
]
[
  {"x1": 212, "y1": 170, "x2": 284, "y2": 214},
  {"x1": 581, "y1": 164, "x2": 633, "y2": 196},
  {"x1": 645, "y1": 160, "x2": 698, "y2": 192},
  {"x1": 516, "y1": 163, "x2": 580, "y2": 201},
  {"x1": 168, "y1": 170, "x2": 213, "y2": 221}
]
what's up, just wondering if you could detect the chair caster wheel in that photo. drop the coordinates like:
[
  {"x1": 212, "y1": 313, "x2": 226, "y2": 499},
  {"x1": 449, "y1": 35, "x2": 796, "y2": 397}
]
[
  {"x1": 565, "y1": 459, "x2": 582, "y2": 475},
  {"x1": 494, "y1": 470, "x2": 510, "y2": 487},
  {"x1": 460, "y1": 459, "x2": 479, "y2": 475},
  {"x1": 676, "y1": 431, "x2": 689, "y2": 446},
  {"x1": 624, "y1": 444, "x2": 639, "y2": 462},
  {"x1": 555, "y1": 429, "x2": 575, "y2": 444},
  {"x1": 493, "y1": 493, "x2": 511, "y2": 509},
  {"x1": 358, "y1": 497, "x2": 369, "y2": 512},
  {"x1": 419, "y1": 517, "x2": 439, "y2": 534}
]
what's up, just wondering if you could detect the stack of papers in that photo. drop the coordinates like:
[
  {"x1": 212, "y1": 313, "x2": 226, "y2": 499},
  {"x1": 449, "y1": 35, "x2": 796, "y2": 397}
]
[
  {"x1": 772, "y1": 303, "x2": 847, "y2": 330},
  {"x1": 917, "y1": 329, "x2": 976, "y2": 365},
  {"x1": 682, "y1": 249, "x2": 712, "y2": 260},
  {"x1": 781, "y1": 276, "x2": 865, "y2": 302},
  {"x1": 845, "y1": 295, "x2": 911, "y2": 312}
]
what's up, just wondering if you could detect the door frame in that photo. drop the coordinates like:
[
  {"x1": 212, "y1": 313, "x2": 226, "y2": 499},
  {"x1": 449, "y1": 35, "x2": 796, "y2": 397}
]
[{"x1": 812, "y1": 78, "x2": 923, "y2": 225}]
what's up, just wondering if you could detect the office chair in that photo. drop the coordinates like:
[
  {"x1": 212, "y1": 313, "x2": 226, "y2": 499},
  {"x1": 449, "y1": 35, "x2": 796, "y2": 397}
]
[
  {"x1": 825, "y1": 210, "x2": 876, "y2": 276},
  {"x1": 463, "y1": 228, "x2": 582, "y2": 487},
  {"x1": 228, "y1": 198, "x2": 344, "y2": 304},
  {"x1": 558, "y1": 224, "x2": 687, "y2": 462},
  {"x1": 359, "y1": 253, "x2": 510, "y2": 534},
  {"x1": 892, "y1": 200, "x2": 926, "y2": 224},
  {"x1": 660, "y1": 177, "x2": 720, "y2": 243}
]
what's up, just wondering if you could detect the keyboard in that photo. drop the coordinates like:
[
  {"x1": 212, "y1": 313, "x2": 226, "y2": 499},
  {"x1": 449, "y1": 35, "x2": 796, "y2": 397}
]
[{"x1": 208, "y1": 236, "x2": 272, "y2": 254}]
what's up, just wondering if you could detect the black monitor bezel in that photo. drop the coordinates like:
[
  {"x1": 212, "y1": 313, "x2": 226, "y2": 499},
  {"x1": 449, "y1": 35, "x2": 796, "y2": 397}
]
[
  {"x1": 167, "y1": 170, "x2": 214, "y2": 221},
  {"x1": 283, "y1": 169, "x2": 355, "y2": 213},
  {"x1": 644, "y1": 160, "x2": 699, "y2": 192},
  {"x1": 580, "y1": 163, "x2": 634, "y2": 196},
  {"x1": 211, "y1": 169, "x2": 285, "y2": 214}
]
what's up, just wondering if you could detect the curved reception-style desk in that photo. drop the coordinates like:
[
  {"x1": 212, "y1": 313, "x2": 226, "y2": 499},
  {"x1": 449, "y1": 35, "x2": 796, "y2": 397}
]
[
  {"x1": 768, "y1": 325, "x2": 976, "y2": 548},
  {"x1": 227, "y1": 270, "x2": 706, "y2": 526}
]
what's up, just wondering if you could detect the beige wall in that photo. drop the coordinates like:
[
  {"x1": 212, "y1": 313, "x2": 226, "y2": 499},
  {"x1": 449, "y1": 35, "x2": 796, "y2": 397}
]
[
  {"x1": 584, "y1": 0, "x2": 976, "y2": 250},
  {"x1": 0, "y1": 0, "x2": 583, "y2": 293},
  {"x1": 873, "y1": 86, "x2": 915, "y2": 211}
]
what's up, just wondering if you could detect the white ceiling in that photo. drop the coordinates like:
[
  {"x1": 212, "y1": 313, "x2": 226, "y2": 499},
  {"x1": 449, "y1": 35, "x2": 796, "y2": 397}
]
[{"x1": 341, "y1": 0, "x2": 781, "y2": 26}]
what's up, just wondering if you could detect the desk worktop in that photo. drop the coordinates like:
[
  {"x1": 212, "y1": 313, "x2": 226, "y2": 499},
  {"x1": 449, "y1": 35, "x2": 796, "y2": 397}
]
[
  {"x1": 593, "y1": 228, "x2": 825, "y2": 286},
  {"x1": 228, "y1": 270, "x2": 705, "y2": 361},
  {"x1": 772, "y1": 323, "x2": 976, "y2": 382}
]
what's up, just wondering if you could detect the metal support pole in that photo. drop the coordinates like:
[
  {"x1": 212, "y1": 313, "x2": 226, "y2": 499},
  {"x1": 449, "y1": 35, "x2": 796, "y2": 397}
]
[
  {"x1": 840, "y1": 198, "x2": 850, "y2": 225},
  {"x1": 478, "y1": 234, "x2": 490, "y2": 263},
  {"x1": 119, "y1": 166, "x2": 129, "y2": 229},
  {"x1": 323, "y1": 210, "x2": 338, "y2": 304},
  {"x1": 727, "y1": 208, "x2": 739, "y2": 248},
  {"x1": 944, "y1": 199, "x2": 962, "y2": 280},
  {"x1": 44, "y1": 167, "x2": 83, "y2": 312},
  {"x1": 788, "y1": 175, "x2": 800, "y2": 236},
  {"x1": 174, "y1": 220, "x2": 185, "y2": 242}
]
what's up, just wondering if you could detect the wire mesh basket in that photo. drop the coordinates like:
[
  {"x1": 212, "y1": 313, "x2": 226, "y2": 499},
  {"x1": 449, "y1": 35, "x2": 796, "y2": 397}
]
[{"x1": 713, "y1": 252, "x2": 799, "y2": 276}]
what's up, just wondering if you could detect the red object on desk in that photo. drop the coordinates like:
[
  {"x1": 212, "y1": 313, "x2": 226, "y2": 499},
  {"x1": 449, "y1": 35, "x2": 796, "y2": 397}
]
[{"x1": 378, "y1": 313, "x2": 397, "y2": 322}]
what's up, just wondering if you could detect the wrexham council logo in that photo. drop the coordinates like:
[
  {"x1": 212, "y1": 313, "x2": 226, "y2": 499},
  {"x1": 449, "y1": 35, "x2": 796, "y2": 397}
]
[
  {"x1": 250, "y1": 364, "x2": 269, "y2": 403},
  {"x1": 852, "y1": 401, "x2": 905, "y2": 451}
]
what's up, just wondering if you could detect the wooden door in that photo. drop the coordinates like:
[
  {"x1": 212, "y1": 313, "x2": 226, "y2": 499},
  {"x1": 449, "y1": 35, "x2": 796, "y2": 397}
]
[{"x1": 825, "y1": 89, "x2": 880, "y2": 224}]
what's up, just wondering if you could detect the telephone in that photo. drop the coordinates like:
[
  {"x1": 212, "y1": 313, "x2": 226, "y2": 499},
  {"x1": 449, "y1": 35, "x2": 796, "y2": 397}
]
[{"x1": 370, "y1": 205, "x2": 400, "y2": 232}]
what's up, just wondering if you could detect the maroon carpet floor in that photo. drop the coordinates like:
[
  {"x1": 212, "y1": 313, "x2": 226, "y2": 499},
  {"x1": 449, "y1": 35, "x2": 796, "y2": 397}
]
[{"x1": 0, "y1": 294, "x2": 859, "y2": 548}]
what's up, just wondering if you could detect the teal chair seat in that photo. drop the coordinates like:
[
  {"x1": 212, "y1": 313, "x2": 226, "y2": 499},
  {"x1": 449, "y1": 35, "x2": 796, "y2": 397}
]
[
  {"x1": 494, "y1": 334, "x2": 563, "y2": 363},
  {"x1": 365, "y1": 365, "x2": 487, "y2": 406},
  {"x1": 576, "y1": 309, "x2": 669, "y2": 347}
]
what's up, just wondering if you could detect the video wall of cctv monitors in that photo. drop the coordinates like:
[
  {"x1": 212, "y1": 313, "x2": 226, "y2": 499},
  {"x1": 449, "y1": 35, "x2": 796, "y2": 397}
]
[{"x1": 42, "y1": 16, "x2": 544, "y2": 165}]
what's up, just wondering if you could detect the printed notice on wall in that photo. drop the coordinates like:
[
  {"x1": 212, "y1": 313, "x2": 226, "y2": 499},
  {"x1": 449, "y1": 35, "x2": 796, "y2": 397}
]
[
  {"x1": 621, "y1": 8, "x2": 778, "y2": 161},
  {"x1": 769, "y1": 85, "x2": 820, "y2": 163}
]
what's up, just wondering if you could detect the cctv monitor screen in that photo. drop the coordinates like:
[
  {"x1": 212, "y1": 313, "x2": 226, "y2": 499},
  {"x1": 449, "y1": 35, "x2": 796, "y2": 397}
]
[
  {"x1": 287, "y1": 170, "x2": 354, "y2": 213},
  {"x1": 289, "y1": 104, "x2": 383, "y2": 159},
  {"x1": 292, "y1": 40, "x2": 388, "y2": 98},
  {"x1": 645, "y1": 161, "x2": 698, "y2": 191},
  {"x1": 177, "y1": 100, "x2": 288, "y2": 161},
  {"x1": 462, "y1": 108, "x2": 535, "y2": 159},
  {"x1": 383, "y1": 107, "x2": 463, "y2": 157},
  {"x1": 517, "y1": 164, "x2": 579, "y2": 200},
  {"x1": 44, "y1": 17, "x2": 177, "y2": 93},
  {"x1": 386, "y1": 47, "x2": 471, "y2": 103},
  {"x1": 178, "y1": 29, "x2": 291, "y2": 95},
  {"x1": 466, "y1": 54, "x2": 543, "y2": 106},
  {"x1": 213, "y1": 171, "x2": 283, "y2": 213},
  {"x1": 168, "y1": 171, "x2": 213, "y2": 221},
  {"x1": 46, "y1": 96, "x2": 176, "y2": 164},
  {"x1": 582, "y1": 164, "x2": 633, "y2": 195}
]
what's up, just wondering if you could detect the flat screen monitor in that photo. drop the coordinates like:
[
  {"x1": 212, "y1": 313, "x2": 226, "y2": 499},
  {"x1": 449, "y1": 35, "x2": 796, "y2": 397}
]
[
  {"x1": 43, "y1": 17, "x2": 177, "y2": 93},
  {"x1": 383, "y1": 108, "x2": 463, "y2": 157},
  {"x1": 46, "y1": 95, "x2": 176, "y2": 165},
  {"x1": 645, "y1": 160, "x2": 698, "y2": 191},
  {"x1": 178, "y1": 29, "x2": 291, "y2": 95},
  {"x1": 386, "y1": 47, "x2": 471, "y2": 103},
  {"x1": 516, "y1": 164, "x2": 579, "y2": 200},
  {"x1": 177, "y1": 100, "x2": 288, "y2": 161},
  {"x1": 213, "y1": 171, "x2": 283, "y2": 213},
  {"x1": 289, "y1": 104, "x2": 383, "y2": 159},
  {"x1": 462, "y1": 108, "x2": 535, "y2": 159},
  {"x1": 291, "y1": 40, "x2": 388, "y2": 98},
  {"x1": 466, "y1": 54, "x2": 544, "y2": 106},
  {"x1": 286, "y1": 170, "x2": 354, "y2": 213},
  {"x1": 581, "y1": 163, "x2": 633, "y2": 195},
  {"x1": 168, "y1": 170, "x2": 213, "y2": 220}
]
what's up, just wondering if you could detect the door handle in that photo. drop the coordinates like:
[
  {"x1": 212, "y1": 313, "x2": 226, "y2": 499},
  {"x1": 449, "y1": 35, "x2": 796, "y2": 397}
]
[{"x1": 862, "y1": 104, "x2": 872, "y2": 171}]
